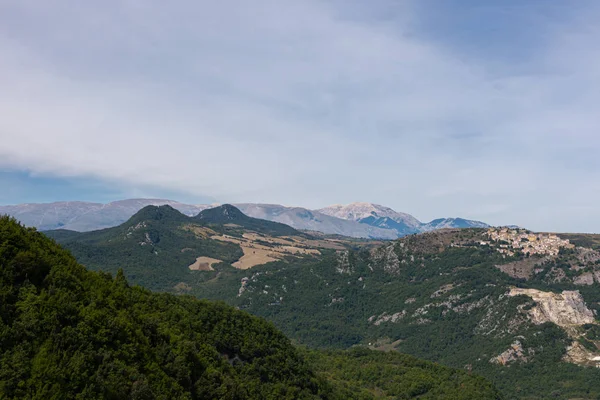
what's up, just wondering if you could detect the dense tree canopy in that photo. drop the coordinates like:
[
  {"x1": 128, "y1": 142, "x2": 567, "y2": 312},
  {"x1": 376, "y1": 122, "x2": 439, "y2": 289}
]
[{"x1": 0, "y1": 216, "x2": 328, "y2": 399}]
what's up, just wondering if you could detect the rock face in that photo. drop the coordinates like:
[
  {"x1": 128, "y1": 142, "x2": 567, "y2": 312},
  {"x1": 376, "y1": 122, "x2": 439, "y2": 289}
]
[
  {"x1": 491, "y1": 340, "x2": 528, "y2": 365},
  {"x1": 564, "y1": 341, "x2": 600, "y2": 367},
  {"x1": 574, "y1": 272, "x2": 595, "y2": 286},
  {"x1": 370, "y1": 244, "x2": 400, "y2": 274},
  {"x1": 508, "y1": 288, "x2": 595, "y2": 327}
]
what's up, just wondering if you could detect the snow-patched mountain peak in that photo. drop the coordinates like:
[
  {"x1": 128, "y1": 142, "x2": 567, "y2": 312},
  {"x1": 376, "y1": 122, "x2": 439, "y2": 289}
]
[
  {"x1": 420, "y1": 218, "x2": 489, "y2": 232},
  {"x1": 318, "y1": 202, "x2": 421, "y2": 228}
]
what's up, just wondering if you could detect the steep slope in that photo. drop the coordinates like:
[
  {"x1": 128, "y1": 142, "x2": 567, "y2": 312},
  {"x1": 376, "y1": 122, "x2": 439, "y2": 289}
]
[
  {"x1": 0, "y1": 216, "x2": 328, "y2": 399},
  {"x1": 0, "y1": 216, "x2": 502, "y2": 399},
  {"x1": 234, "y1": 203, "x2": 398, "y2": 239},
  {"x1": 0, "y1": 199, "x2": 209, "y2": 231}
]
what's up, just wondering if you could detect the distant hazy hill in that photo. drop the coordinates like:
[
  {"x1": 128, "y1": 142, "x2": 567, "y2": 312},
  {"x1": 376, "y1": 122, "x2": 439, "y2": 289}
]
[
  {"x1": 319, "y1": 202, "x2": 489, "y2": 236},
  {"x1": 1, "y1": 198, "x2": 490, "y2": 239},
  {"x1": 419, "y1": 217, "x2": 490, "y2": 231},
  {"x1": 0, "y1": 199, "x2": 209, "y2": 231},
  {"x1": 233, "y1": 203, "x2": 398, "y2": 239}
]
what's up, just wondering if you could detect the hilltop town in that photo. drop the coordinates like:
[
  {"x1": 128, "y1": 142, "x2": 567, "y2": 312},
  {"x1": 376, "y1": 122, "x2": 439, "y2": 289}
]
[{"x1": 483, "y1": 228, "x2": 575, "y2": 257}]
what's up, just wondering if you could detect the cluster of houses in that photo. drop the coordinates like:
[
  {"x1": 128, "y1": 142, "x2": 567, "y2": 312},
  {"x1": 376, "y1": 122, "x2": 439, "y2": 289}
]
[{"x1": 482, "y1": 228, "x2": 574, "y2": 257}]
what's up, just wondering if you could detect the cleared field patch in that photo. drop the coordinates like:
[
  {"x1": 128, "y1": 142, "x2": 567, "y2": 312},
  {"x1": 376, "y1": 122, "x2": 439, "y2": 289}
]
[
  {"x1": 188, "y1": 256, "x2": 222, "y2": 271},
  {"x1": 233, "y1": 246, "x2": 281, "y2": 269},
  {"x1": 242, "y1": 233, "x2": 344, "y2": 251},
  {"x1": 212, "y1": 233, "x2": 322, "y2": 269}
]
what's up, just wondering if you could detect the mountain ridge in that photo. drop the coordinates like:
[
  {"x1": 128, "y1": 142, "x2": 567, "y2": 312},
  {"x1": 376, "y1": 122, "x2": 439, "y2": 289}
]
[
  {"x1": 2, "y1": 198, "x2": 490, "y2": 239},
  {"x1": 319, "y1": 202, "x2": 489, "y2": 236}
]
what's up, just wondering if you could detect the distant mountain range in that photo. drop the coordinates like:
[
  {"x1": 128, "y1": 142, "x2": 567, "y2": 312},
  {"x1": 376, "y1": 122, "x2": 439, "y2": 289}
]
[
  {"x1": 0, "y1": 198, "x2": 489, "y2": 238},
  {"x1": 317, "y1": 202, "x2": 488, "y2": 235},
  {"x1": 233, "y1": 203, "x2": 399, "y2": 239},
  {"x1": 0, "y1": 199, "x2": 210, "y2": 232}
]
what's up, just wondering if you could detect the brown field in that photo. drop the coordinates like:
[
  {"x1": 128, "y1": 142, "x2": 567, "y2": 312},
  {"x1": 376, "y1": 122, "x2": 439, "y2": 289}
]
[
  {"x1": 188, "y1": 256, "x2": 222, "y2": 271},
  {"x1": 212, "y1": 233, "x2": 323, "y2": 269},
  {"x1": 288, "y1": 236, "x2": 347, "y2": 250},
  {"x1": 242, "y1": 232, "x2": 343, "y2": 251},
  {"x1": 232, "y1": 246, "x2": 281, "y2": 269}
]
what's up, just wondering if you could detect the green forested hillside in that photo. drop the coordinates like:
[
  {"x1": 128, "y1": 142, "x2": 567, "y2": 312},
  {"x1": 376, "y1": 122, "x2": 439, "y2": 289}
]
[
  {"x1": 45, "y1": 209, "x2": 600, "y2": 399},
  {"x1": 303, "y1": 348, "x2": 501, "y2": 399},
  {"x1": 44, "y1": 205, "x2": 322, "y2": 292},
  {"x1": 0, "y1": 216, "x2": 326, "y2": 399},
  {"x1": 44, "y1": 205, "x2": 244, "y2": 292},
  {"x1": 1, "y1": 216, "x2": 501, "y2": 399},
  {"x1": 195, "y1": 204, "x2": 302, "y2": 237}
]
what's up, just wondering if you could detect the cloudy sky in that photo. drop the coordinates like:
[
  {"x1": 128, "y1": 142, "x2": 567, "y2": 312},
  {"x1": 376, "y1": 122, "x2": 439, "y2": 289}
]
[{"x1": 1, "y1": 0, "x2": 599, "y2": 232}]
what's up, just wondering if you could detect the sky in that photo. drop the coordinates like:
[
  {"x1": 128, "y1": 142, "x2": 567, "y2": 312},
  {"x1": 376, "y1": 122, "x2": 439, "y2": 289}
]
[{"x1": 0, "y1": 0, "x2": 599, "y2": 232}]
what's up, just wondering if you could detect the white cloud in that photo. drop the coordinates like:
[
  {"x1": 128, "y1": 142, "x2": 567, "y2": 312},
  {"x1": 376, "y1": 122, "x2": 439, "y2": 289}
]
[{"x1": 0, "y1": 0, "x2": 599, "y2": 232}]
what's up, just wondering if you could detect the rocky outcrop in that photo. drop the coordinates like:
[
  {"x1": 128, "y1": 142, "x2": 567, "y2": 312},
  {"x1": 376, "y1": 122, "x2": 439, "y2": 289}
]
[
  {"x1": 563, "y1": 341, "x2": 600, "y2": 367},
  {"x1": 368, "y1": 311, "x2": 407, "y2": 326},
  {"x1": 335, "y1": 251, "x2": 352, "y2": 274},
  {"x1": 490, "y1": 340, "x2": 528, "y2": 365},
  {"x1": 370, "y1": 244, "x2": 400, "y2": 274},
  {"x1": 508, "y1": 288, "x2": 595, "y2": 327},
  {"x1": 574, "y1": 272, "x2": 595, "y2": 286}
]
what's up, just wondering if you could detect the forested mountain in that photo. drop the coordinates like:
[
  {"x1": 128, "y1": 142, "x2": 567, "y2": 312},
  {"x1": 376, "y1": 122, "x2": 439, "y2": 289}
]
[
  {"x1": 0, "y1": 216, "x2": 502, "y2": 399},
  {"x1": 48, "y1": 211, "x2": 600, "y2": 399},
  {"x1": 195, "y1": 204, "x2": 302, "y2": 237},
  {"x1": 44, "y1": 204, "x2": 348, "y2": 291},
  {"x1": 0, "y1": 215, "x2": 325, "y2": 399}
]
